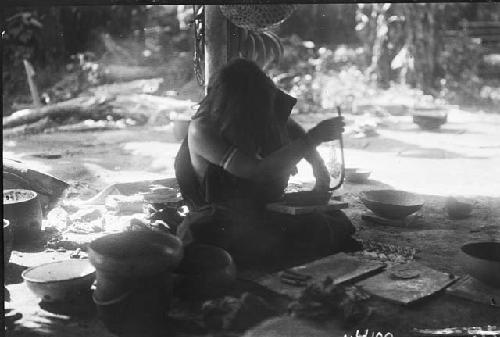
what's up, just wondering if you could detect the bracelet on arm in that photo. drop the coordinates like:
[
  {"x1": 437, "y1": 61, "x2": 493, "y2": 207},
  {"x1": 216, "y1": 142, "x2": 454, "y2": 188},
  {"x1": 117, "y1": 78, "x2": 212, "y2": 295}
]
[{"x1": 220, "y1": 145, "x2": 238, "y2": 170}]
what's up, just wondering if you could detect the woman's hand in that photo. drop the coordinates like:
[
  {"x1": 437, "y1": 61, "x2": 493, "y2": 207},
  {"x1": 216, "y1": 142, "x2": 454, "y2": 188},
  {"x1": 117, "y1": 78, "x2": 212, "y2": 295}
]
[{"x1": 307, "y1": 117, "x2": 345, "y2": 145}]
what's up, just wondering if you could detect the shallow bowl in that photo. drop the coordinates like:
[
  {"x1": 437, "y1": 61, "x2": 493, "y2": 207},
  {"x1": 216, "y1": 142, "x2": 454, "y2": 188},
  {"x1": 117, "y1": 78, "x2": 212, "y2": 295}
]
[
  {"x1": 22, "y1": 259, "x2": 95, "y2": 303},
  {"x1": 345, "y1": 168, "x2": 371, "y2": 184},
  {"x1": 361, "y1": 189, "x2": 424, "y2": 219}
]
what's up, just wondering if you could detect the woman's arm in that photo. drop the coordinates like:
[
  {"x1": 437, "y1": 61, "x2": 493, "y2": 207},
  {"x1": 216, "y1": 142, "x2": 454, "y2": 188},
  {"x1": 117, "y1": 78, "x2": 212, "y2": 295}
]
[
  {"x1": 286, "y1": 119, "x2": 330, "y2": 191},
  {"x1": 189, "y1": 118, "x2": 309, "y2": 183},
  {"x1": 189, "y1": 117, "x2": 343, "y2": 184}
]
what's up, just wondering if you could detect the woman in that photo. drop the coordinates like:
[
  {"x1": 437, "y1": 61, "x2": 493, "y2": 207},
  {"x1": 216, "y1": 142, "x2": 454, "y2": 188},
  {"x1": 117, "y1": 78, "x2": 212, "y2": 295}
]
[{"x1": 174, "y1": 59, "x2": 355, "y2": 264}]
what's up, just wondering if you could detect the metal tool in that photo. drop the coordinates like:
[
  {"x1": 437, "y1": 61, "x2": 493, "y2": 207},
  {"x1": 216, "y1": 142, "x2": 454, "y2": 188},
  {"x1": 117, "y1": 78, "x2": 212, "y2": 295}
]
[{"x1": 329, "y1": 106, "x2": 345, "y2": 192}]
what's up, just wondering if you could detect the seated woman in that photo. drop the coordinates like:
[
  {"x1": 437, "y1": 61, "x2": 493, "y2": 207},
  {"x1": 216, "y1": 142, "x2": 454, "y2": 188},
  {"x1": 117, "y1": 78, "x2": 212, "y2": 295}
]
[{"x1": 174, "y1": 58, "x2": 356, "y2": 264}]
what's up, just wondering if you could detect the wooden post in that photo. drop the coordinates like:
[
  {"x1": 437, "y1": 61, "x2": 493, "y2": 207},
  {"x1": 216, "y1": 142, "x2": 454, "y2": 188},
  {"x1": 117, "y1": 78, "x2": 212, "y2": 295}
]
[
  {"x1": 23, "y1": 59, "x2": 42, "y2": 109},
  {"x1": 204, "y1": 5, "x2": 228, "y2": 90}
]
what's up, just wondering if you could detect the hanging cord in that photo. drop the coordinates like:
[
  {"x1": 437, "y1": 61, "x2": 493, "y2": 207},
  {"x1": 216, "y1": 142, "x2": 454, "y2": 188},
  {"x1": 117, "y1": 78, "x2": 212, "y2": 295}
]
[{"x1": 192, "y1": 5, "x2": 205, "y2": 87}]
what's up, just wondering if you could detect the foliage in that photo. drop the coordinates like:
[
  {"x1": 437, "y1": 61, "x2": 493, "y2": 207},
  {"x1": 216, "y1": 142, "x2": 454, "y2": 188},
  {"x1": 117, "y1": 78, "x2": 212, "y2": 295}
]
[
  {"x1": 268, "y1": 35, "x2": 322, "y2": 114},
  {"x1": 2, "y1": 5, "x2": 192, "y2": 116},
  {"x1": 438, "y1": 31, "x2": 484, "y2": 104},
  {"x1": 2, "y1": 11, "x2": 45, "y2": 112},
  {"x1": 43, "y1": 53, "x2": 104, "y2": 103},
  {"x1": 268, "y1": 35, "x2": 369, "y2": 114},
  {"x1": 353, "y1": 2, "x2": 499, "y2": 107}
]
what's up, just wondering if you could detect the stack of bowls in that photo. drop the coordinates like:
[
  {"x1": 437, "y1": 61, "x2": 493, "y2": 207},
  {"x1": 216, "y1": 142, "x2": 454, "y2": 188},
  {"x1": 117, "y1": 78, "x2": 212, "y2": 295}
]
[{"x1": 88, "y1": 230, "x2": 183, "y2": 335}]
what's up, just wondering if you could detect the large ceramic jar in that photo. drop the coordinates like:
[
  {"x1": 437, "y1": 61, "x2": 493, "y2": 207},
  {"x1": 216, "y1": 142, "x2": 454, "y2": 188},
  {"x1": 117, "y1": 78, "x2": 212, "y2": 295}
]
[{"x1": 3, "y1": 189, "x2": 43, "y2": 246}]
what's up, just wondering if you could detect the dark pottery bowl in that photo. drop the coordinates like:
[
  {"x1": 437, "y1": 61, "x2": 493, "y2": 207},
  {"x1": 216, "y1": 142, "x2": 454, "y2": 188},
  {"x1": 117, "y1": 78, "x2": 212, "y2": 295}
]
[
  {"x1": 413, "y1": 114, "x2": 447, "y2": 130},
  {"x1": 460, "y1": 242, "x2": 500, "y2": 289},
  {"x1": 361, "y1": 189, "x2": 424, "y2": 220},
  {"x1": 176, "y1": 244, "x2": 237, "y2": 299},
  {"x1": 446, "y1": 197, "x2": 473, "y2": 220},
  {"x1": 88, "y1": 230, "x2": 183, "y2": 278},
  {"x1": 282, "y1": 191, "x2": 332, "y2": 206}
]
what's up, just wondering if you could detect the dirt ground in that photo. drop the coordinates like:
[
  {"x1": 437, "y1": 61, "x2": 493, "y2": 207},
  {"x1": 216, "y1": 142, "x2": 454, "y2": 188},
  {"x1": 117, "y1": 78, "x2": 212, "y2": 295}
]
[{"x1": 4, "y1": 107, "x2": 500, "y2": 336}]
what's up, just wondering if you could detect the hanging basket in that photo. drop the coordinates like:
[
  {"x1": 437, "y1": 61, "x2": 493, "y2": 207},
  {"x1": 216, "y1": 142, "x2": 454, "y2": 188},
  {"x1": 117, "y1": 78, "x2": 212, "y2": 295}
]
[{"x1": 219, "y1": 5, "x2": 298, "y2": 32}]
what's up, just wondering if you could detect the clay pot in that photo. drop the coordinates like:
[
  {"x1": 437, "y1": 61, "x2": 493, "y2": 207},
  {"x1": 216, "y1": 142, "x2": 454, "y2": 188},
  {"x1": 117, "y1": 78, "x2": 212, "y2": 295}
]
[
  {"x1": 92, "y1": 272, "x2": 173, "y2": 336},
  {"x1": 3, "y1": 189, "x2": 43, "y2": 246},
  {"x1": 88, "y1": 230, "x2": 182, "y2": 335},
  {"x1": 460, "y1": 242, "x2": 500, "y2": 289},
  {"x1": 88, "y1": 230, "x2": 183, "y2": 279},
  {"x1": 446, "y1": 197, "x2": 473, "y2": 220},
  {"x1": 4, "y1": 219, "x2": 13, "y2": 266},
  {"x1": 176, "y1": 244, "x2": 237, "y2": 299}
]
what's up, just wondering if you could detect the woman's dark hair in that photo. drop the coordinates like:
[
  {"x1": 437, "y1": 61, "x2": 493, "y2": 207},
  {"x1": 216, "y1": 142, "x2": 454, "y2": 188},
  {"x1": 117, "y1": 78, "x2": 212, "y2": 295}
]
[{"x1": 194, "y1": 58, "x2": 286, "y2": 155}]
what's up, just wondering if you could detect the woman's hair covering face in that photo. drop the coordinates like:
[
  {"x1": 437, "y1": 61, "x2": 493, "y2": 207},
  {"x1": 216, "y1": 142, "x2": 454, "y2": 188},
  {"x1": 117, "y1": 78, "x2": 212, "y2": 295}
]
[{"x1": 195, "y1": 58, "x2": 286, "y2": 155}]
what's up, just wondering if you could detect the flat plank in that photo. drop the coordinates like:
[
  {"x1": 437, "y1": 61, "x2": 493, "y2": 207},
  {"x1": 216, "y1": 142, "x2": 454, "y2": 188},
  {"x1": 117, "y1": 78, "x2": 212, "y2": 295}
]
[
  {"x1": 266, "y1": 200, "x2": 348, "y2": 215},
  {"x1": 257, "y1": 253, "x2": 385, "y2": 299},
  {"x1": 447, "y1": 275, "x2": 500, "y2": 307},
  {"x1": 357, "y1": 262, "x2": 456, "y2": 305}
]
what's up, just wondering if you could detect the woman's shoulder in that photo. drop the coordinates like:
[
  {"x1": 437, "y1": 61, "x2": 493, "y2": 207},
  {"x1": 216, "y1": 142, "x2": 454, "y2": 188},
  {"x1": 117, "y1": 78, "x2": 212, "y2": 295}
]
[{"x1": 189, "y1": 115, "x2": 214, "y2": 139}]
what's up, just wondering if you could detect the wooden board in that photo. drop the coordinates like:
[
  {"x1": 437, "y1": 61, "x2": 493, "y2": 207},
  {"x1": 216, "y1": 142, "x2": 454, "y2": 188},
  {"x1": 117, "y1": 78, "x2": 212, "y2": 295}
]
[
  {"x1": 357, "y1": 262, "x2": 456, "y2": 305},
  {"x1": 266, "y1": 200, "x2": 348, "y2": 215},
  {"x1": 257, "y1": 253, "x2": 385, "y2": 298},
  {"x1": 447, "y1": 275, "x2": 500, "y2": 307}
]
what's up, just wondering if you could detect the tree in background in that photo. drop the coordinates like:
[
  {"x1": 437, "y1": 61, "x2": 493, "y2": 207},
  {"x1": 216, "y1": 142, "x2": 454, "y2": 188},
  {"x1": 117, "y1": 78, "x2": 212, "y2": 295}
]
[{"x1": 356, "y1": 2, "x2": 500, "y2": 100}]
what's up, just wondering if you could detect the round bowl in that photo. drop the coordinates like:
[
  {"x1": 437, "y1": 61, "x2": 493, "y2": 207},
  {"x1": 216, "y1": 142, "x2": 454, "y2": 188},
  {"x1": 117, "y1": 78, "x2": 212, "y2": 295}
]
[
  {"x1": 176, "y1": 244, "x2": 237, "y2": 299},
  {"x1": 22, "y1": 259, "x2": 96, "y2": 303},
  {"x1": 3, "y1": 189, "x2": 43, "y2": 245},
  {"x1": 345, "y1": 168, "x2": 371, "y2": 184},
  {"x1": 360, "y1": 189, "x2": 424, "y2": 219},
  {"x1": 88, "y1": 230, "x2": 183, "y2": 278},
  {"x1": 412, "y1": 114, "x2": 447, "y2": 130},
  {"x1": 460, "y1": 242, "x2": 500, "y2": 289},
  {"x1": 4, "y1": 219, "x2": 13, "y2": 266},
  {"x1": 283, "y1": 191, "x2": 332, "y2": 206}
]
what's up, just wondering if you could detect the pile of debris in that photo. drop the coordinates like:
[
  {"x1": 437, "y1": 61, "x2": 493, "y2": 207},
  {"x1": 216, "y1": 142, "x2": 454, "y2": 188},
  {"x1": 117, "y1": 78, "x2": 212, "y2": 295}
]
[{"x1": 3, "y1": 78, "x2": 198, "y2": 136}]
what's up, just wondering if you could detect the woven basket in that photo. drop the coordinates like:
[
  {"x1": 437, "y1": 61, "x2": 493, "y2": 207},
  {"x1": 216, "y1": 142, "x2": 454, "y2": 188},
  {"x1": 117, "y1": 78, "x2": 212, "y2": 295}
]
[{"x1": 219, "y1": 5, "x2": 297, "y2": 32}]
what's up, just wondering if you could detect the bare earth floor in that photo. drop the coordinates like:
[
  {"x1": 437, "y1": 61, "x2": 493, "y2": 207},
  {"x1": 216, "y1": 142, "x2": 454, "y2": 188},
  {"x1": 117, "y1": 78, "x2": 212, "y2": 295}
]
[{"x1": 4, "y1": 108, "x2": 500, "y2": 336}]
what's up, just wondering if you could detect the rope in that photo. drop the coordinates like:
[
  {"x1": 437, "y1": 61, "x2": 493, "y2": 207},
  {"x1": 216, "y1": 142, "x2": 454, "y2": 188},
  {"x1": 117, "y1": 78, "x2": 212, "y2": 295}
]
[{"x1": 192, "y1": 5, "x2": 205, "y2": 87}]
